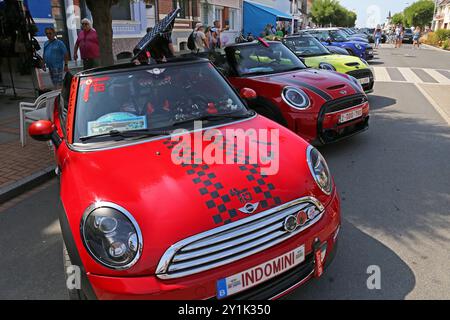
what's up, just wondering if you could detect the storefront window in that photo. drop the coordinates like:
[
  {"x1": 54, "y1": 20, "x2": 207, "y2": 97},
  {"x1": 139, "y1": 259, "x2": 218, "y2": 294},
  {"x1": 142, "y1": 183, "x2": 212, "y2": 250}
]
[{"x1": 111, "y1": 0, "x2": 132, "y2": 20}]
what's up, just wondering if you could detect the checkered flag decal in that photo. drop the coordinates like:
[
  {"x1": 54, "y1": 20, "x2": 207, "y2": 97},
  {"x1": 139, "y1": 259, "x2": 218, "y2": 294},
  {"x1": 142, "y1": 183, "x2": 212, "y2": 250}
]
[{"x1": 163, "y1": 137, "x2": 282, "y2": 226}]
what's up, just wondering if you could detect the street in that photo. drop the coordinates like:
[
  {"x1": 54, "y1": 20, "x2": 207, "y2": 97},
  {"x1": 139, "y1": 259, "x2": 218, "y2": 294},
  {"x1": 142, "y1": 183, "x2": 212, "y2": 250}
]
[{"x1": 0, "y1": 44, "x2": 449, "y2": 300}]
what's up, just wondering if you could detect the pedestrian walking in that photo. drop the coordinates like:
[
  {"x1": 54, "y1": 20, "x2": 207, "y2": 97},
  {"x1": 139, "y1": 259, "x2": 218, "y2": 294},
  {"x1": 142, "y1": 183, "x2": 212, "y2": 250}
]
[
  {"x1": 395, "y1": 24, "x2": 403, "y2": 48},
  {"x1": 413, "y1": 27, "x2": 421, "y2": 49},
  {"x1": 193, "y1": 23, "x2": 208, "y2": 53},
  {"x1": 73, "y1": 18, "x2": 100, "y2": 70},
  {"x1": 373, "y1": 25, "x2": 382, "y2": 49},
  {"x1": 43, "y1": 27, "x2": 69, "y2": 89},
  {"x1": 210, "y1": 20, "x2": 223, "y2": 49}
]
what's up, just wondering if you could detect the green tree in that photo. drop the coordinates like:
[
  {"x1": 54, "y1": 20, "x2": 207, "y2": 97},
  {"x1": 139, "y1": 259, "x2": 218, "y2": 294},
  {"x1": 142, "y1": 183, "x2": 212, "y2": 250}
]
[
  {"x1": 310, "y1": 0, "x2": 340, "y2": 26},
  {"x1": 403, "y1": 0, "x2": 434, "y2": 27},
  {"x1": 391, "y1": 12, "x2": 405, "y2": 25},
  {"x1": 310, "y1": 0, "x2": 357, "y2": 27}
]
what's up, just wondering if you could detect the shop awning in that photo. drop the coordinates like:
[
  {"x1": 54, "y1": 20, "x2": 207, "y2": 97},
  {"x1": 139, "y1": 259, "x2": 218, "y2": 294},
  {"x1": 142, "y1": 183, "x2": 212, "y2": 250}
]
[{"x1": 243, "y1": 1, "x2": 294, "y2": 38}]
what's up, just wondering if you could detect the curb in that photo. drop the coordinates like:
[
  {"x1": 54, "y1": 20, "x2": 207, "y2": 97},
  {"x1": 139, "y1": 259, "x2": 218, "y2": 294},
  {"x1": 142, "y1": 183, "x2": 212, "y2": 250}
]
[
  {"x1": 0, "y1": 166, "x2": 56, "y2": 204},
  {"x1": 421, "y1": 44, "x2": 450, "y2": 53}
]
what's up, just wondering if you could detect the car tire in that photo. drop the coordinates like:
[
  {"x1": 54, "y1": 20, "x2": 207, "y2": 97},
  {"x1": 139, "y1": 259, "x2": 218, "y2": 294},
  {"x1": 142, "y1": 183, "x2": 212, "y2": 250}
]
[
  {"x1": 63, "y1": 242, "x2": 87, "y2": 300},
  {"x1": 251, "y1": 98, "x2": 288, "y2": 127}
]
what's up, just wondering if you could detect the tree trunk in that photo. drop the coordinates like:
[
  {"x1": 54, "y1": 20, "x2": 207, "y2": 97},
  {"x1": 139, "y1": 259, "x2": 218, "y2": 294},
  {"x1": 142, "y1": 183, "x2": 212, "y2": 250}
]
[{"x1": 86, "y1": 0, "x2": 114, "y2": 66}]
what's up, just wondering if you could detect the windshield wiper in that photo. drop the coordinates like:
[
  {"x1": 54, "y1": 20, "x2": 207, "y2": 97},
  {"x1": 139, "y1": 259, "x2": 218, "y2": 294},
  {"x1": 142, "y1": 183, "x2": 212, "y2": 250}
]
[
  {"x1": 171, "y1": 111, "x2": 255, "y2": 126},
  {"x1": 79, "y1": 128, "x2": 170, "y2": 142}
]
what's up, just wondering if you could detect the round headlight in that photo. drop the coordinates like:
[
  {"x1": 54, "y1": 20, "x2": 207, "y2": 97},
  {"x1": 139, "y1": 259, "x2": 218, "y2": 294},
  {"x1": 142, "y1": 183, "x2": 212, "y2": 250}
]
[
  {"x1": 307, "y1": 146, "x2": 333, "y2": 195},
  {"x1": 348, "y1": 75, "x2": 363, "y2": 92},
  {"x1": 355, "y1": 43, "x2": 362, "y2": 50},
  {"x1": 81, "y1": 202, "x2": 143, "y2": 270},
  {"x1": 282, "y1": 87, "x2": 310, "y2": 110},
  {"x1": 319, "y1": 62, "x2": 336, "y2": 71}
]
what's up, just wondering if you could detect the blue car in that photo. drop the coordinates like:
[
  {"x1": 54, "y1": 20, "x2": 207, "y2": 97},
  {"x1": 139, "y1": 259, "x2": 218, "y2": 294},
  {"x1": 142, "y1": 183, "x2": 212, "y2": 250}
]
[{"x1": 300, "y1": 28, "x2": 374, "y2": 60}]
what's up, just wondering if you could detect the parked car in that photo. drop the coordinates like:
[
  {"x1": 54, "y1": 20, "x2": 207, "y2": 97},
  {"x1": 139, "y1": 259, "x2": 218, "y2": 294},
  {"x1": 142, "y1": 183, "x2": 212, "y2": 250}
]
[
  {"x1": 213, "y1": 41, "x2": 370, "y2": 144},
  {"x1": 283, "y1": 34, "x2": 374, "y2": 93},
  {"x1": 339, "y1": 27, "x2": 369, "y2": 43},
  {"x1": 402, "y1": 28, "x2": 414, "y2": 43},
  {"x1": 300, "y1": 28, "x2": 374, "y2": 60},
  {"x1": 365, "y1": 28, "x2": 387, "y2": 44},
  {"x1": 28, "y1": 56, "x2": 341, "y2": 300},
  {"x1": 326, "y1": 45, "x2": 350, "y2": 55}
]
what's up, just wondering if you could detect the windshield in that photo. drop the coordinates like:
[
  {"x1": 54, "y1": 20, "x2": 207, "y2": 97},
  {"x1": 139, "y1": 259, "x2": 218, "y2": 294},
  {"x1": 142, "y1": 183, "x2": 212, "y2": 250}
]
[
  {"x1": 284, "y1": 36, "x2": 330, "y2": 57},
  {"x1": 225, "y1": 42, "x2": 306, "y2": 77},
  {"x1": 73, "y1": 62, "x2": 248, "y2": 143},
  {"x1": 329, "y1": 30, "x2": 349, "y2": 42}
]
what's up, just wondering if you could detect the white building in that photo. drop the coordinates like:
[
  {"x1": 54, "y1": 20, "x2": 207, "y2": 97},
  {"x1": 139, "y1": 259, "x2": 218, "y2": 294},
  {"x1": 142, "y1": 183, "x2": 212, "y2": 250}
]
[{"x1": 433, "y1": 0, "x2": 450, "y2": 31}]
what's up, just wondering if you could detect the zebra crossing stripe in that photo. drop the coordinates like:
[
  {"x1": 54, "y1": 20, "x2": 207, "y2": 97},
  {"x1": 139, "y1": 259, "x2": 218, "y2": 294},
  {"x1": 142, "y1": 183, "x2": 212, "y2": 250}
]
[
  {"x1": 397, "y1": 67, "x2": 423, "y2": 83},
  {"x1": 372, "y1": 67, "x2": 390, "y2": 82},
  {"x1": 423, "y1": 69, "x2": 450, "y2": 84}
]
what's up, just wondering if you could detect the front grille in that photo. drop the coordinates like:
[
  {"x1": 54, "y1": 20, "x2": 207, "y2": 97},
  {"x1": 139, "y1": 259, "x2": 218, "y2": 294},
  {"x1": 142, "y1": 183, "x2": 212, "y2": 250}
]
[
  {"x1": 156, "y1": 197, "x2": 324, "y2": 279},
  {"x1": 323, "y1": 93, "x2": 368, "y2": 114},
  {"x1": 346, "y1": 68, "x2": 373, "y2": 80}
]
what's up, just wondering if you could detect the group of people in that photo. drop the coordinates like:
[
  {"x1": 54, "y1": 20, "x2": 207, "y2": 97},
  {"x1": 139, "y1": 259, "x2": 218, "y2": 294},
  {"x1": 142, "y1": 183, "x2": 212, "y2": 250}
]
[
  {"x1": 42, "y1": 18, "x2": 100, "y2": 89},
  {"x1": 263, "y1": 22, "x2": 293, "y2": 38},
  {"x1": 191, "y1": 20, "x2": 226, "y2": 52},
  {"x1": 385, "y1": 24, "x2": 422, "y2": 49}
]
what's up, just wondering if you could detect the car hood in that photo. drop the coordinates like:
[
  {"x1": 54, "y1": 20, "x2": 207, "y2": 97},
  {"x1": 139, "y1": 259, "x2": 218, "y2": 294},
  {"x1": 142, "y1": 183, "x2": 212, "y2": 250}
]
[
  {"x1": 248, "y1": 68, "x2": 361, "y2": 102},
  {"x1": 305, "y1": 54, "x2": 366, "y2": 71},
  {"x1": 61, "y1": 115, "x2": 330, "y2": 275}
]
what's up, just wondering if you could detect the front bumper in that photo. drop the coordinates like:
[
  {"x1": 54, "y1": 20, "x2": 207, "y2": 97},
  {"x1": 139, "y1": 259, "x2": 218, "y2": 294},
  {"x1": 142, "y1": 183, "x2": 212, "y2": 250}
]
[
  {"x1": 346, "y1": 68, "x2": 375, "y2": 93},
  {"x1": 364, "y1": 48, "x2": 374, "y2": 60},
  {"x1": 85, "y1": 193, "x2": 341, "y2": 300},
  {"x1": 317, "y1": 94, "x2": 370, "y2": 145}
]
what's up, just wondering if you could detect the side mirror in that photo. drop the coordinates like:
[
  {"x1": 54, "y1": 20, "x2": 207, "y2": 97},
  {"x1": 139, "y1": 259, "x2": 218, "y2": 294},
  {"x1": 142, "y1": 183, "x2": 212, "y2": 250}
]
[
  {"x1": 240, "y1": 88, "x2": 257, "y2": 100},
  {"x1": 326, "y1": 37, "x2": 332, "y2": 44},
  {"x1": 28, "y1": 120, "x2": 61, "y2": 147}
]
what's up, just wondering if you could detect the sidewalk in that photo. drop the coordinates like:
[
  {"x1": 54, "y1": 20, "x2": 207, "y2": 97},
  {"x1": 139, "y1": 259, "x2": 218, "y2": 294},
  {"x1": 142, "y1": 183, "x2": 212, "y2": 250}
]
[{"x1": 0, "y1": 92, "x2": 55, "y2": 204}]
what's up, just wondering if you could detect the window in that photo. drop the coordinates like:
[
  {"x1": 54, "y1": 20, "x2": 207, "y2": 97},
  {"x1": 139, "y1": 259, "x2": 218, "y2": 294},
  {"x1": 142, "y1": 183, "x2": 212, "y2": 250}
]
[
  {"x1": 214, "y1": 7, "x2": 223, "y2": 25},
  {"x1": 173, "y1": 0, "x2": 188, "y2": 19},
  {"x1": 111, "y1": 0, "x2": 132, "y2": 21},
  {"x1": 228, "y1": 8, "x2": 237, "y2": 30}
]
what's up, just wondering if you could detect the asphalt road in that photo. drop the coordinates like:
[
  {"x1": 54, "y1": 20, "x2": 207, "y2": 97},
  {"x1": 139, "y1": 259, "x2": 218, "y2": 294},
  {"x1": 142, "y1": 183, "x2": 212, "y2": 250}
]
[{"x1": 0, "y1": 44, "x2": 449, "y2": 300}]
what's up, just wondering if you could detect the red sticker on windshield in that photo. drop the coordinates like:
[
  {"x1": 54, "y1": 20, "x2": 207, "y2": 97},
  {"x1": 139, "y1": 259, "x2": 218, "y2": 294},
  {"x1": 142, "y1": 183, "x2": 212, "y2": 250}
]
[{"x1": 82, "y1": 76, "x2": 110, "y2": 102}]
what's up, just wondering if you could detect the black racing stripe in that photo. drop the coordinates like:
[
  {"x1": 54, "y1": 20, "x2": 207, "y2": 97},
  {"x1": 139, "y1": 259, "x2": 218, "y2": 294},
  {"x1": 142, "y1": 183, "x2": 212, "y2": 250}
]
[{"x1": 282, "y1": 78, "x2": 333, "y2": 102}]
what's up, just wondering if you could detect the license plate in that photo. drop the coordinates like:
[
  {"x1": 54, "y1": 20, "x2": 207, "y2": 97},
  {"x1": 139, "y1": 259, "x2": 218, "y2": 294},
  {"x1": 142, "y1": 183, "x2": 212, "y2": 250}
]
[
  {"x1": 216, "y1": 245, "x2": 305, "y2": 299},
  {"x1": 340, "y1": 108, "x2": 363, "y2": 123},
  {"x1": 358, "y1": 77, "x2": 370, "y2": 84},
  {"x1": 368, "y1": 50, "x2": 373, "y2": 55}
]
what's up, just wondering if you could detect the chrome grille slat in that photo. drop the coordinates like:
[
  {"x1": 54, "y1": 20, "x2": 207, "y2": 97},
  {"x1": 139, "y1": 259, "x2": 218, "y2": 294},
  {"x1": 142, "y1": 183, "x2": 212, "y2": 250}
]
[
  {"x1": 181, "y1": 204, "x2": 305, "y2": 252},
  {"x1": 168, "y1": 230, "x2": 286, "y2": 273},
  {"x1": 156, "y1": 196, "x2": 325, "y2": 279},
  {"x1": 172, "y1": 221, "x2": 284, "y2": 263}
]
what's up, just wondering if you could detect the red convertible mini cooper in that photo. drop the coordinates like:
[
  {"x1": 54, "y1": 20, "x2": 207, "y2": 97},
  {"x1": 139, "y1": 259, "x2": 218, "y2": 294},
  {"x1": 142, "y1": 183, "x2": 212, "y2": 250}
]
[
  {"x1": 29, "y1": 58, "x2": 340, "y2": 300},
  {"x1": 213, "y1": 41, "x2": 370, "y2": 144}
]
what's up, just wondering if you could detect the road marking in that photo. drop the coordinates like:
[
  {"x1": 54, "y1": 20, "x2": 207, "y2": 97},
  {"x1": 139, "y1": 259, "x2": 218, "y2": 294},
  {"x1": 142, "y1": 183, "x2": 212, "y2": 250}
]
[
  {"x1": 414, "y1": 83, "x2": 450, "y2": 126},
  {"x1": 372, "y1": 67, "x2": 390, "y2": 81},
  {"x1": 397, "y1": 67, "x2": 423, "y2": 83},
  {"x1": 423, "y1": 69, "x2": 450, "y2": 84},
  {"x1": 372, "y1": 67, "x2": 450, "y2": 84}
]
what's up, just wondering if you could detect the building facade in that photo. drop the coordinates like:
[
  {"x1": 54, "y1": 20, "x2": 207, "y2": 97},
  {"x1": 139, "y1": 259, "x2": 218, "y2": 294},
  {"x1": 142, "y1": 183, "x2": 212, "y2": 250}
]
[{"x1": 433, "y1": 0, "x2": 450, "y2": 31}]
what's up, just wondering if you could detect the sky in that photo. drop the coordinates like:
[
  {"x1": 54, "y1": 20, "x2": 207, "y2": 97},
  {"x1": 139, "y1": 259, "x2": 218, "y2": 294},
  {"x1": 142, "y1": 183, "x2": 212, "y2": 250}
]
[{"x1": 338, "y1": 0, "x2": 413, "y2": 28}]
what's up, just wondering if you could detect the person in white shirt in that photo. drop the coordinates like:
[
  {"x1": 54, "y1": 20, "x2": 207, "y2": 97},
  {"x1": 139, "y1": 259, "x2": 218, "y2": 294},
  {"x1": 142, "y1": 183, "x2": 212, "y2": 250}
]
[{"x1": 194, "y1": 23, "x2": 209, "y2": 52}]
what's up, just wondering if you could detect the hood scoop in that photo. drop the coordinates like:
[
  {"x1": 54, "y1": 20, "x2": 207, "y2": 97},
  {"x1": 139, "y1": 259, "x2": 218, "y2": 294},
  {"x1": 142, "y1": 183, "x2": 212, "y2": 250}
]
[
  {"x1": 326, "y1": 84, "x2": 346, "y2": 90},
  {"x1": 345, "y1": 62, "x2": 360, "y2": 67}
]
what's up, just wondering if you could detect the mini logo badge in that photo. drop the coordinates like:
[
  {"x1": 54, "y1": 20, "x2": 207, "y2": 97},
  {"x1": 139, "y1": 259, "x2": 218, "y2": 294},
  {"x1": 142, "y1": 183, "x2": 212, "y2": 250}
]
[
  {"x1": 339, "y1": 90, "x2": 347, "y2": 95},
  {"x1": 239, "y1": 202, "x2": 259, "y2": 214}
]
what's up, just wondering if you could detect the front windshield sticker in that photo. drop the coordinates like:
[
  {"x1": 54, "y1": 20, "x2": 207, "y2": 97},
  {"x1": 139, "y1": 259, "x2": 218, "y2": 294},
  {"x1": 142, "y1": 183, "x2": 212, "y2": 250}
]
[
  {"x1": 87, "y1": 112, "x2": 147, "y2": 136},
  {"x1": 81, "y1": 76, "x2": 110, "y2": 102}
]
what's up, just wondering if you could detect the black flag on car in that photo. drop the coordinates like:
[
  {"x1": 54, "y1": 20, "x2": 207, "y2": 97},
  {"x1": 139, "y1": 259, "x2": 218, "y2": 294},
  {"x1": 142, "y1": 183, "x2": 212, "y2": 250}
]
[{"x1": 131, "y1": 8, "x2": 180, "y2": 62}]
